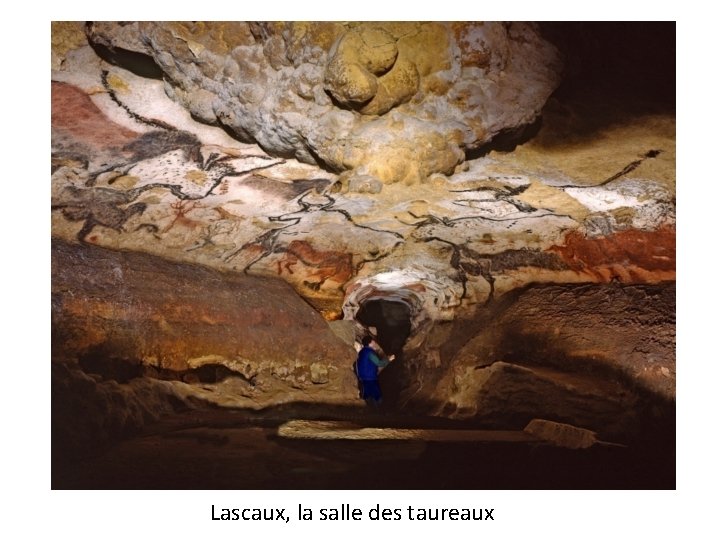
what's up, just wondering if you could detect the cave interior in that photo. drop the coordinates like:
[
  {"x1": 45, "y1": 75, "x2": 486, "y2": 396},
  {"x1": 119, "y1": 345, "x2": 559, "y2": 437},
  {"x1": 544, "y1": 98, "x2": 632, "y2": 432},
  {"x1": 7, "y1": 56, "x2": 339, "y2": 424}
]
[{"x1": 50, "y1": 21, "x2": 676, "y2": 489}]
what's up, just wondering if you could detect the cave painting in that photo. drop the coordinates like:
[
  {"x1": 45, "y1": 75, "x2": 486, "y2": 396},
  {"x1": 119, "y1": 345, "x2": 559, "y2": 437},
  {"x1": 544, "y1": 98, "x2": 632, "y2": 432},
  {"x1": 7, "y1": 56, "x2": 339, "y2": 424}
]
[
  {"x1": 51, "y1": 22, "x2": 676, "y2": 492},
  {"x1": 549, "y1": 225, "x2": 676, "y2": 283},
  {"x1": 52, "y1": 75, "x2": 675, "y2": 310},
  {"x1": 277, "y1": 240, "x2": 354, "y2": 291}
]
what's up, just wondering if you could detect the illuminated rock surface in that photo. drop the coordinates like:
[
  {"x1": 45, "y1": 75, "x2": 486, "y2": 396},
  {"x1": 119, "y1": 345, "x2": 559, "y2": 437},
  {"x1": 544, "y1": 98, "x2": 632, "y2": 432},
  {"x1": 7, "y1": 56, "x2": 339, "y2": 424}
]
[
  {"x1": 51, "y1": 22, "x2": 675, "y2": 488},
  {"x1": 83, "y1": 21, "x2": 562, "y2": 185}
]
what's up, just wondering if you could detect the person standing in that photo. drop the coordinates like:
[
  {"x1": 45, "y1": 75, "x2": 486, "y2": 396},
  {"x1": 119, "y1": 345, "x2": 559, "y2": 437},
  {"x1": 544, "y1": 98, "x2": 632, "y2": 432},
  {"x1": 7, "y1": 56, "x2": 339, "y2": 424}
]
[{"x1": 354, "y1": 336, "x2": 395, "y2": 407}]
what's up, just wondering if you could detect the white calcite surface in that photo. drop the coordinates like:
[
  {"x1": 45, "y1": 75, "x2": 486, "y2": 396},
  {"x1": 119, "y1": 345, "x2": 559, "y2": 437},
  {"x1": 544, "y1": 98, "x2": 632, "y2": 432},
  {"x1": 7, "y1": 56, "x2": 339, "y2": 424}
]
[{"x1": 83, "y1": 22, "x2": 562, "y2": 185}]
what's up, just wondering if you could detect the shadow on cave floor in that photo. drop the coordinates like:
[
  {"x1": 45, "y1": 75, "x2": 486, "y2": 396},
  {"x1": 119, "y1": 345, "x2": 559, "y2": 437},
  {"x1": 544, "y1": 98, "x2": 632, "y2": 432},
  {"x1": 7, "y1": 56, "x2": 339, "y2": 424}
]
[{"x1": 52, "y1": 401, "x2": 675, "y2": 490}]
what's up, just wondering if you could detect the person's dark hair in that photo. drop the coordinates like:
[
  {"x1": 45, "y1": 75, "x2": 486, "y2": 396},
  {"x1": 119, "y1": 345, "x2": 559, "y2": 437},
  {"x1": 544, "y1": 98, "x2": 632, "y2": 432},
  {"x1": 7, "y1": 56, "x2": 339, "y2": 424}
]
[{"x1": 362, "y1": 335, "x2": 373, "y2": 346}]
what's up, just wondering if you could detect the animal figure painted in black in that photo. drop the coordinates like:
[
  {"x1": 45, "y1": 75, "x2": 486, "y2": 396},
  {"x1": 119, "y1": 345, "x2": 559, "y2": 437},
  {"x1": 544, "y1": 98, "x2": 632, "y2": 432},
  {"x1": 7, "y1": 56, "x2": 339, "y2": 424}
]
[
  {"x1": 83, "y1": 70, "x2": 204, "y2": 186},
  {"x1": 85, "y1": 129, "x2": 204, "y2": 187},
  {"x1": 52, "y1": 185, "x2": 147, "y2": 243}
]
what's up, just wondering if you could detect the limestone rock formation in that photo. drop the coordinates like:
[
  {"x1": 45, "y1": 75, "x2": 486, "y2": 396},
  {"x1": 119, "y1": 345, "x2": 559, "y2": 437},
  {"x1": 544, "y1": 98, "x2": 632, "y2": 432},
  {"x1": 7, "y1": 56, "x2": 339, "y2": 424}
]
[
  {"x1": 383, "y1": 282, "x2": 675, "y2": 440},
  {"x1": 52, "y1": 359, "x2": 195, "y2": 457},
  {"x1": 449, "y1": 283, "x2": 675, "y2": 397},
  {"x1": 523, "y1": 419, "x2": 606, "y2": 450},
  {"x1": 437, "y1": 359, "x2": 635, "y2": 430},
  {"x1": 51, "y1": 22, "x2": 676, "y2": 450},
  {"x1": 52, "y1": 24, "x2": 675, "y2": 322},
  {"x1": 52, "y1": 239, "x2": 357, "y2": 409},
  {"x1": 83, "y1": 21, "x2": 562, "y2": 185}
]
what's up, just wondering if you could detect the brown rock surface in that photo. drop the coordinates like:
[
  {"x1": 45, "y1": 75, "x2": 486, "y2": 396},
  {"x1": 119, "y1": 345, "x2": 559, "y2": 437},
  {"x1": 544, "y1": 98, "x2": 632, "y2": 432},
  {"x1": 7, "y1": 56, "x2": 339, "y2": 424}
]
[
  {"x1": 52, "y1": 239, "x2": 357, "y2": 404},
  {"x1": 438, "y1": 360, "x2": 636, "y2": 432},
  {"x1": 384, "y1": 282, "x2": 674, "y2": 439},
  {"x1": 52, "y1": 359, "x2": 195, "y2": 457},
  {"x1": 523, "y1": 419, "x2": 603, "y2": 449},
  {"x1": 548, "y1": 226, "x2": 675, "y2": 282}
]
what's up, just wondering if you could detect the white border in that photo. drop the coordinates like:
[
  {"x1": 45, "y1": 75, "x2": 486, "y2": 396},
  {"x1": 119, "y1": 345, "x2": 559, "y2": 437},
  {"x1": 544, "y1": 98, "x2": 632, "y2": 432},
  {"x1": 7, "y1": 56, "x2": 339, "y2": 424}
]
[{"x1": 4, "y1": 5, "x2": 712, "y2": 539}]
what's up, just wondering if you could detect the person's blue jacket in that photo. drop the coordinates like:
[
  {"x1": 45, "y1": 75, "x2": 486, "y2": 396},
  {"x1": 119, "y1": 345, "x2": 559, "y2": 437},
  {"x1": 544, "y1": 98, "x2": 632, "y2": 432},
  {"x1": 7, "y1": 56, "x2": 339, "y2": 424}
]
[{"x1": 355, "y1": 346, "x2": 389, "y2": 381}]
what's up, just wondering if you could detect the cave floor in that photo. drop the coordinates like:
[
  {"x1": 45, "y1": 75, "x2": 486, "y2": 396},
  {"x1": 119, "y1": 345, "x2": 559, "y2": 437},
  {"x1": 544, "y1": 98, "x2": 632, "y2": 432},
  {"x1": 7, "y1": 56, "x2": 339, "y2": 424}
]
[{"x1": 52, "y1": 405, "x2": 675, "y2": 490}]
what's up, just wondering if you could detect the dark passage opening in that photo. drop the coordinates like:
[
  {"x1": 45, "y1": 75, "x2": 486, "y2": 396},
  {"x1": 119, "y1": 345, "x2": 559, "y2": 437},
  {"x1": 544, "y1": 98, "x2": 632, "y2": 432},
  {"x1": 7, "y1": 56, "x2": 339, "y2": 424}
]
[
  {"x1": 355, "y1": 299, "x2": 412, "y2": 358},
  {"x1": 355, "y1": 299, "x2": 415, "y2": 408}
]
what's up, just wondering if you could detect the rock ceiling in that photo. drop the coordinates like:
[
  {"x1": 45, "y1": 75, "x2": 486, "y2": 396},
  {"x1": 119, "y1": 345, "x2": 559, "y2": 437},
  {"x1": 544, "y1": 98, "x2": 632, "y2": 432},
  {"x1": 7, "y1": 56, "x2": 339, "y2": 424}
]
[
  {"x1": 52, "y1": 22, "x2": 675, "y2": 318},
  {"x1": 51, "y1": 22, "x2": 675, "y2": 445}
]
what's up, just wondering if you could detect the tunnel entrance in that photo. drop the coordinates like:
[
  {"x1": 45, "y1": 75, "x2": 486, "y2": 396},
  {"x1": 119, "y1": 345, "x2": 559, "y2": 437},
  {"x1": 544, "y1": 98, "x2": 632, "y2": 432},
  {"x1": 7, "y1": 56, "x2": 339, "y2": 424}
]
[
  {"x1": 355, "y1": 298, "x2": 413, "y2": 408},
  {"x1": 356, "y1": 299, "x2": 412, "y2": 358},
  {"x1": 342, "y1": 273, "x2": 457, "y2": 408}
]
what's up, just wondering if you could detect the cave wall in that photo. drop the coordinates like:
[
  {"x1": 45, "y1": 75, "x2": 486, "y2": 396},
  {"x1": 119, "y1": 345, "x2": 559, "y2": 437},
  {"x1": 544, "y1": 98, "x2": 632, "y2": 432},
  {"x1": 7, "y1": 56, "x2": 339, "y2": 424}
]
[
  {"x1": 52, "y1": 239, "x2": 357, "y2": 407},
  {"x1": 383, "y1": 282, "x2": 675, "y2": 440},
  {"x1": 51, "y1": 21, "x2": 675, "y2": 435}
]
